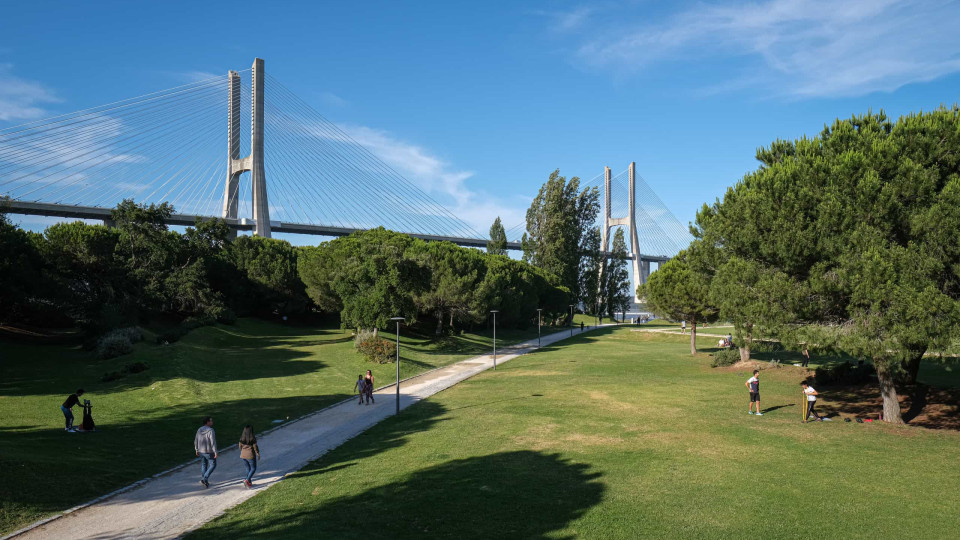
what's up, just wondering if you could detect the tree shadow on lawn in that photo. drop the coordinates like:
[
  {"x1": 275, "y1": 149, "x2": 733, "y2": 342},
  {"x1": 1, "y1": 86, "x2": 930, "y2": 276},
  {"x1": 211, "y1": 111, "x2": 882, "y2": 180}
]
[{"x1": 193, "y1": 451, "x2": 605, "y2": 540}]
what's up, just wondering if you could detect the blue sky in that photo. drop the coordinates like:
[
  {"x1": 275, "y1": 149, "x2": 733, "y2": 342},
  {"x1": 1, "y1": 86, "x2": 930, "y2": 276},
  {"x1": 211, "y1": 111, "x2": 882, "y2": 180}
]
[{"x1": 3, "y1": 0, "x2": 960, "y2": 238}]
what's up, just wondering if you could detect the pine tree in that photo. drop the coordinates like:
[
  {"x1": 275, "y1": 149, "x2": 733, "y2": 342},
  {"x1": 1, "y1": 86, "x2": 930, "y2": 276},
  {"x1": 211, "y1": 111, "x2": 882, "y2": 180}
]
[
  {"x1": 606, "y1": 228, "x2": 630, "y2": 321},
  {"x1": 486, "y1": 217, "x2": 507, "y2": 256}
]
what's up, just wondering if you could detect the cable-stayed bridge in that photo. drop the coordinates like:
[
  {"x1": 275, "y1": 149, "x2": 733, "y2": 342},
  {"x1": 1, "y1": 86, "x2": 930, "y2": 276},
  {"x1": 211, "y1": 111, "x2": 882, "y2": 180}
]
[{"x1": 0, "y1": 58, "x2": 691, "y2": 288}]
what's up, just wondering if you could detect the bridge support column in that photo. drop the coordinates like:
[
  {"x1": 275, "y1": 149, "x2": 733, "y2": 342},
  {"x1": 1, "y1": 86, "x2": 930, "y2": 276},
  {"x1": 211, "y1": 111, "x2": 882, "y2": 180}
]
[
  {"x1": 600, "y1": 162, "x2": 647, "y2": 303},
  {"x1": 250, "y1": 58, "x2": 270, "y2": 238},
  {"x1": 222, "y1": 70, "x2": 242, "y2": 239}
]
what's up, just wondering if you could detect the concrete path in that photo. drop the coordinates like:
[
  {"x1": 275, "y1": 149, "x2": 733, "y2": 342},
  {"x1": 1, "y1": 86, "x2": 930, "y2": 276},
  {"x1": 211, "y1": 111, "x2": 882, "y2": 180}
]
[{"x1": 8, "y1": 325, "x2": 603, "y2": 540}]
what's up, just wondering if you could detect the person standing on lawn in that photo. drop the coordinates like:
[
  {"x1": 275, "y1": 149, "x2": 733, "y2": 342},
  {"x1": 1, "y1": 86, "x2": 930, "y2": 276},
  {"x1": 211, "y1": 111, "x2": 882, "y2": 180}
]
[
  {"x1": 801, "y1": 382, "x2": 822, "y2": 421},
  {"x1": 801, "y1": 346, "x2": 811, "y2": 368},
  {"x1": 194, "y1": 416, "x2": 218, "y2": 488},
  {"x1": 745, "y1": 370, "x2": 763, "y2": 415},
  {"x1": 238, "y1": 425, "x2": 261, "y2": 489},
  {"x1": 680, "y1": 320, "x2": 686, "y2": 334},
  {"x1": 61, "y1": 389, "x2": 84, "y2": 432}
]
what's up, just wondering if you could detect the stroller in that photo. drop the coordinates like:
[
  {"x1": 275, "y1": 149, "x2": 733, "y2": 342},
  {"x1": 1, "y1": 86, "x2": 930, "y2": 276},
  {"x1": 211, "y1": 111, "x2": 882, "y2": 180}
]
[{"x1": 78, "y1": 399, "x2": 96, "y2": 431}]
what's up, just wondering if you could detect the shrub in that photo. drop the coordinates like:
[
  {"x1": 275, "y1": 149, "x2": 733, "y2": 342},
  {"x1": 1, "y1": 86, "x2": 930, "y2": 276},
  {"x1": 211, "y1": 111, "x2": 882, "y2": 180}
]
[
  {"x1": 101, "y1": 371, "x2": 123, "y2": 382},
  {"x1": 156, "y1": 327, "x2": 187, "y2": 344},
  {"x1": 711, "y1": 348, "x2": 740, "y2": 367},
  {"x1": 354, "y1": 329, "x2": 394, "y2": 364},
  {"x1": 212, "y1": 307, "x2": 237, "y2": 325},
  {"x1": 122, "y1": 361, "x2": 150, "y2": 374},
  {"x1": 95, "y1": 328, "x2": 141, "y2": 359},
  {"x1": 181, "y1": 315, "x2": 216, "y2": 331},
  {"x1": 752, "y1": 340, "x2": 784, "y2": 353}
]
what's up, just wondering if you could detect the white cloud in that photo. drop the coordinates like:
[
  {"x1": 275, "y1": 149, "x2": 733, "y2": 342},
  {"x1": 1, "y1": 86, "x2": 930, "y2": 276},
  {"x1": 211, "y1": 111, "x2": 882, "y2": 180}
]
[
  {"x1": 0, "y1": 63, "x2": 60, "y2": 122},
  {"x1": 533, "y1": 6, "x2": 594, "y2": 32},
  {"x1": 317, "y1": 91, "x2": 349, "y2": 108},
  {"x1": 337, "y1": 124, "x2": 527, "y2": 234},
  {"x1": 572, "y1": 0, "x2": 960, "y2": 97}
]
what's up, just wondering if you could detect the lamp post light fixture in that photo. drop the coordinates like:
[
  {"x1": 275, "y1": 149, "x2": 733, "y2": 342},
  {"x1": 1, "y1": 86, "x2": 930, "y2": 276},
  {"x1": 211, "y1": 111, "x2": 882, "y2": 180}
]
[
  {"x1": 490, "y1": 310, "x2": 499, "y2": 370},
  {"x1": 389, "y1": 317, "x2": 405, "y2": 415},
  {"x1": 536, "y1": 308, "x2": 543, "y2": 349}
]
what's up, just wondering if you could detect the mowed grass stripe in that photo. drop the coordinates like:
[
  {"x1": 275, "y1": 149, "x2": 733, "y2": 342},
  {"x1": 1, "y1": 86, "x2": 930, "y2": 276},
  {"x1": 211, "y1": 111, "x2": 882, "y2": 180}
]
[{"x1": 190, "y1": 327, "x2": 960, "y2": 540}]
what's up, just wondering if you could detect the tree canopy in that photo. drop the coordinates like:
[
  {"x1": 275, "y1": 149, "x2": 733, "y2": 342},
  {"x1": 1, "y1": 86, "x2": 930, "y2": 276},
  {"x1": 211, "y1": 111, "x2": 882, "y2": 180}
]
[{"x1": 695, "y1": 108, "x2": 960, "y2": 422}]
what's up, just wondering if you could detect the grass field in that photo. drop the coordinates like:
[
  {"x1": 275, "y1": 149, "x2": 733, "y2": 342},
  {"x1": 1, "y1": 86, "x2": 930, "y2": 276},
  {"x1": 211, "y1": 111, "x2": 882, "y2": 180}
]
[
  {"x1": 0, "y1": 318, "x2": 562, "y2": 534},
  {"x1": 190, "y1": 327, "x2": 960, "y2": 540}
]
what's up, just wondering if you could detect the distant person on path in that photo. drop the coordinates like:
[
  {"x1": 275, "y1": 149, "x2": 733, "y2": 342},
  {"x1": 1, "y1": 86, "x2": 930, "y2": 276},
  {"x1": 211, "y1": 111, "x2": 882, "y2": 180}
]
[
  {"x1": 745, "y1": 370, "x2": 762, "y2": 415},
  {"x1": 680, "y1": 321, "x2": 686, "y2": 334},
  {"x1": 354, "y1": 374, "x2": 366, "y2": 405},
  {"x1": 61, "y1": 389, "x2": 85, "y2": 432},
  {"x1": 194, "y1": 416, "x2": 218, "y2": 488},
  {"x1": 364, "y1": 370, "x2": 375, "y2": 405},
  {"x1": 238, "y1": 425, "x2": 261, "y2": 489},
  {"x1": 801, "y1": 346, "x2": 811, "y2": 368},
  {"x1": 727, "y1": 333, "x2": 733, "y2": 347},
  {"x1": 580, "y1": 322, "x2": 584, "y2": 332},
  {"x1": 801, "y1": 382, "x2": 822, "y2": 421}
]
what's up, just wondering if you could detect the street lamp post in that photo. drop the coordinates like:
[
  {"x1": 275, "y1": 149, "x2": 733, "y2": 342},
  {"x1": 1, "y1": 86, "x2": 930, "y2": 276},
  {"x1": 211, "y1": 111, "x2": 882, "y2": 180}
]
[
  {"x1": 536, "y1": 308, "x2": 543, "y2": 349},
  {"x1": 569, "y1": 304, "x2": 574, "y2": 337},
  {"x1": 390, "y1": 317, "x2": 405, "y2": 415},
  {"x1": 490, "y1": 310, "x2": 499, "y2": 370}
]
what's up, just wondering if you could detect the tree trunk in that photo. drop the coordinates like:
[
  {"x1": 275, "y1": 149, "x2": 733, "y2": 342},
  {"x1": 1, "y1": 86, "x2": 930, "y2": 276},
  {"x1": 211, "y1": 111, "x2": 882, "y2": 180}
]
[
  {"x1": 875, "y1": 361, "x2": 904, "y2": 424},
  {"x1": 372, "y1": 327, "x2": 378, "y2": 339},
  {"x1": 435, "y1": 310, "x2": 444, "y2": 335},
  {"x1": 738, "y1": 323, "x2": 753, "y2": 362},
  {"x1": 903, "y1": 348, "x2": 925, "y2": 385},
  {"x1": 690, "y1": 318, "x2": 697, "y2": 356}
]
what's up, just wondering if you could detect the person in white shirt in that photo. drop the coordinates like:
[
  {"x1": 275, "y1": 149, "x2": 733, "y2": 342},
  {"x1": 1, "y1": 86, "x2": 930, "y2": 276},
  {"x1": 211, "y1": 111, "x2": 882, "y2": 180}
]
[
  {"x1": 745, "y1": 370, "x2": 762, "y2": 415},
  {"x1": 801, "y1": 382, "x2": 822, "y2": 421}
]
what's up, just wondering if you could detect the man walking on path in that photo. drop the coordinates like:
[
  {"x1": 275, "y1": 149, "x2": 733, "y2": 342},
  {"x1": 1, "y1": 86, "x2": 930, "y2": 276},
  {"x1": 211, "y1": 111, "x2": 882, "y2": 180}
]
[
  {"x1": 194, "y1": 417, "x2": 218, "y2": 488},
  {"x1": 746, "y1": 370, "x2": 763, "y2": 415},
  {"x1": 801, "y1": 382, "x2": 822, "y2": 421},
  {"x1": 61, "y1": 389, "x2": 84, "y2": 432}
]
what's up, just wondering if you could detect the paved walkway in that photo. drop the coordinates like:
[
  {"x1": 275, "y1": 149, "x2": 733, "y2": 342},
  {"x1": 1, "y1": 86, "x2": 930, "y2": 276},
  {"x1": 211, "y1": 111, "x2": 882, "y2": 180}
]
[{"x1": 9, "y1": 326, "x2": 603, "y2": 540}]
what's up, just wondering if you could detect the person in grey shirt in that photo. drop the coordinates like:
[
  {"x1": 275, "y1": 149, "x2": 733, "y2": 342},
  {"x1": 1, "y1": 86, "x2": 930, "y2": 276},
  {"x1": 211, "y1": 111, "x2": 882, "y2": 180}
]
[{"x1": 194, "y1": 416, "x2": 218, "y2": 488}]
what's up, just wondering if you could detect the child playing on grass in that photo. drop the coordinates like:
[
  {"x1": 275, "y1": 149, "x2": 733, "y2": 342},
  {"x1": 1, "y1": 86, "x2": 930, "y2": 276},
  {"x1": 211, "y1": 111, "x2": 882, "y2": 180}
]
[
  {"x1": 745, "y1": 370, "x2": 762, "y2": 415},
  {"x1": 354, "y1": 374, "x2": 365, "y2": 405},
  {"x1": 238, "y1": 425, "x2": 261, "y2": 489},
  {"x1": 801, "y1": 382, "x2": 822, "y2": 421}
]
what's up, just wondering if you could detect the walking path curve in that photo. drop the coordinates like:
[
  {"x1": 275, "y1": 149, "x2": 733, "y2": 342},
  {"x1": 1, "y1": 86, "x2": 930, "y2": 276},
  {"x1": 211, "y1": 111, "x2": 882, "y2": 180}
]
[{"x1": 7, "y1": 325, "x2": 605, "y2": 540}]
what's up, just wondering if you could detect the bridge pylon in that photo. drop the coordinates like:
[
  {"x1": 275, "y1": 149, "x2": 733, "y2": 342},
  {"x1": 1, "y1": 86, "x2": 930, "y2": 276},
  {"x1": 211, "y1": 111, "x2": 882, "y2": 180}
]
[
  {"x1": 221, "y1": 58, "x2": 270, "y2": 238},
  {"x1": 601, "y1": 162, "x2": 648, "y2": 303}
]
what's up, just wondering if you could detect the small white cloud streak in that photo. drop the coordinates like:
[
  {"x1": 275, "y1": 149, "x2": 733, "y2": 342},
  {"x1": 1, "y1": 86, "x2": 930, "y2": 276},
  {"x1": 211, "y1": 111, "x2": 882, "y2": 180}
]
[
  {"x1": 337, "y1": 124, "x2": 527, "y2": 234},
  {"x1": 0, "y1": 63, "x2": 60, "y2": 121},
  {"x1": 573, "y1": 0, "x2": 960, "y2": 98}
]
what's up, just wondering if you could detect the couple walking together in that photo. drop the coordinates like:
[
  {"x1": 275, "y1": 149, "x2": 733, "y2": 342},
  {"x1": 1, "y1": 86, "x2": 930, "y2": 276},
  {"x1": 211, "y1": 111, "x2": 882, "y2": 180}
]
[
  {"x1": 354, "y1": 369, "x2": 375, "y2": 405},
  {"x1": 194, "y1": 417, "x2": 261, "y2": 489}
]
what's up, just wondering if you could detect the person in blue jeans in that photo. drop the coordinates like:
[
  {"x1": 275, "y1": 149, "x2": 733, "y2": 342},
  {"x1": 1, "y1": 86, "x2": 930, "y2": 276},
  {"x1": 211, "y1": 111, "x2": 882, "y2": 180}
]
[
  {"x1": 238, "y1": 425, "x2": 261, "y2": 489},
  {"x1": 61, "y1": 389, "x2": 84, "y2": 432},
  {"x1": 194, "y1": 416, "x2": 218, "y2": 488}
]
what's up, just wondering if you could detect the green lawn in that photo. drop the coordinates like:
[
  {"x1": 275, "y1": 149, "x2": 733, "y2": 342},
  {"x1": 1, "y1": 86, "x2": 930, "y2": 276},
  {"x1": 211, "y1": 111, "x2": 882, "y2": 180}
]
[
  {"x1": 191, "y1": 327, "x2": 960, "y2": 540},
  {"x1": 0, "y1": 318, "x2": 560, "y2": 534}
]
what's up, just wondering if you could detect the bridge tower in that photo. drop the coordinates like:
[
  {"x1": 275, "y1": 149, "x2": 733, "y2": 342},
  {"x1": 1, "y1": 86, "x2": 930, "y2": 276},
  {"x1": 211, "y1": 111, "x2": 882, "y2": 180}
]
[
  {"x1": 222, "y1": 58, "x2": 271, "y2": 238},
  {"x1": 600, "y1": 162, "x2": 648, "y2": 303}
]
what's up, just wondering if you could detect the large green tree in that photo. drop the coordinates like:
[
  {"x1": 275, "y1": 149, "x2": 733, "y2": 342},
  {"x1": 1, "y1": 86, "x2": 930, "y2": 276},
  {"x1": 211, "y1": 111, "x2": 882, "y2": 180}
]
[
  {"x1": 696, "y1": 109, "x2": 960, "y2": 423},
  {"x1": 578, "y1": 226, "x2": 606, "y2": 318},
  {"x1": 521, "y1": 170, "x2": 600, "y2": 309},
  {"x1": 642, "y1": 249, "x2": 717, "y2": 355}
]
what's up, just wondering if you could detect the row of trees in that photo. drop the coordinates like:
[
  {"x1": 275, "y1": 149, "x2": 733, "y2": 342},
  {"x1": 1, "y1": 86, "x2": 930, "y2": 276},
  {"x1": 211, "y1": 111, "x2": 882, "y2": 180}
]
[
  {"x1": 506, "y1": 169, "x2": 632, "y2": 320},
  {"x1": 0, "y1": 200, "x2": 306, "y2": 333},
  {"x1": 1, "y1": 200, "x2": 574, "y2": 337},
  {"x1": 299, "y1": 227, "x2": 571, "y2": 334},
  {"x1": 643, "y1": 107, "x2": 960, "y2": 423}
]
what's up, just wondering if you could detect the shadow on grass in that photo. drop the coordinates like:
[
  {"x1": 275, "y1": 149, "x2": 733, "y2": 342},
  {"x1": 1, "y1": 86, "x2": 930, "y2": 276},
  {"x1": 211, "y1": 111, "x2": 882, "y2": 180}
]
[{"x1": 193, "y1": 451, "x2": 605, "y2": 540}]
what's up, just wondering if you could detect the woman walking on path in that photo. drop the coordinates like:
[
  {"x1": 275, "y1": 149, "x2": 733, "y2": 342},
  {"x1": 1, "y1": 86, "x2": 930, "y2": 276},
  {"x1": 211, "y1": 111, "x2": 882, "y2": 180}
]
[
  {"x1": 364, "y1": 370, "x2": 375, "y2": 405},
  {"x1": 238, "y1": 425, "x2": 261, "y2": 488}
]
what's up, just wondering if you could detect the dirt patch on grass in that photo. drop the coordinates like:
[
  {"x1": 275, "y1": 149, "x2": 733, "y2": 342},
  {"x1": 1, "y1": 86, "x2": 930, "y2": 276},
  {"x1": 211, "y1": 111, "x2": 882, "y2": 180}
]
[{"x1": 817, "y1": 383, "x2": 960, "y2": 430}]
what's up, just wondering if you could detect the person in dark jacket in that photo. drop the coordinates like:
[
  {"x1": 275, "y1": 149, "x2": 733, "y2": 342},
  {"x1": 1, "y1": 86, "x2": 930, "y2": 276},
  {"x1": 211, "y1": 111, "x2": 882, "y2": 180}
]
[{"x1": 61, "y1": 389, "x2": 84, "y2": 432}]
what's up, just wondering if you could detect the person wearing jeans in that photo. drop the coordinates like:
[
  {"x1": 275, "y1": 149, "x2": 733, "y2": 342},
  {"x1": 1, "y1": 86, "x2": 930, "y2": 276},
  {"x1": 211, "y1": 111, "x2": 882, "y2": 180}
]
[
  {"x1": 61, "y1": 389, "x2": 84, "y2": 431},
  {"x1": 238, "y1": 425, "x2": 261, "y2": 489},
  {"x1": 194, "y1": 416, "x2": 218, "y2": 488},
  {"x1": 802, "y1": 382, "x2": 822, "y2": 421}
]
